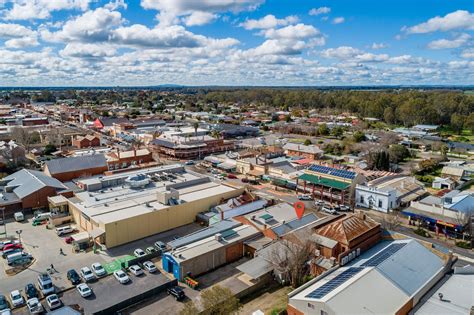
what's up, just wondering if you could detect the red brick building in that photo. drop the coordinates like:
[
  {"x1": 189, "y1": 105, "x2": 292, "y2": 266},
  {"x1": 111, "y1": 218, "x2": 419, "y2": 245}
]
[
  {"x1": 44, "y1": 154, "x2": 108, "y2": 182},
  {"x1": 72, "y1": 135, "x2": 101, "y2": 148},
  {"x1": 105, "y1": 148, "x2": 154, "y2": 170}
]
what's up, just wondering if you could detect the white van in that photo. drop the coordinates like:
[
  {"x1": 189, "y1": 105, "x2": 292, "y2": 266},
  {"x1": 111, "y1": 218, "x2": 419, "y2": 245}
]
[
  {"x1": 14, "y1": 212, "x2": 24, "y2": 222},
  {"x1": 7, "y1": 252, "x2": 32, "y2": 266},
  {"x1": 55, "y1": 226, "x2": 74, "y2": 236},
  {"x1": 32, "y1": 212, "x2": 51, "y2": 224},
  {"x1": 37, "y1": 273, "x2": 55, "y2": 296}
]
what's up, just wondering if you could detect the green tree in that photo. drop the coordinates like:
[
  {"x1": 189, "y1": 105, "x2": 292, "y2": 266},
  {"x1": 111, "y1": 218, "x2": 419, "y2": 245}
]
[
  {"x1": 43, "y1": 144, "x2": 57, "y2": 155},
  {"x1": 179, "y1": 301, "x2": 200, "y2": 315},
  {"x1": 318, "y1": 123, "x2": 329, "y2": 136},
  {"x1": 450, "y1": 113, "x2": 465, "y2": 134},
  {"x1": 303, "y1": 139, "x2": 312, "y2": 146},
  {"x1": 353, "y1": 131, "x2": 366, "y2": 143},
  {"x1": 331, "y1": 126, "x2": 344, "y2": 138},
  {"x1": 388, "y1": 144, "x2": 410, "y2": 163},
  {"x1": 383, "y1": 107, "x2": 396, "y2": 124},
  {"x1": 464, "y1": 112, "x2": 474, "y2": 133}
]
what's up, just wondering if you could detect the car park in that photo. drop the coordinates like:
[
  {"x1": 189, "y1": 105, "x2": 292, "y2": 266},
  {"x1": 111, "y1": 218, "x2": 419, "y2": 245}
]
[
  {"x1": 167, "y1": 286, "x2": 185, "y2": 301},
  {"x1": 26, "y1": 298, "x2": 43, "y2": 314},
  {"x1": 143, "y1": 261, "x2": 157, "y2": 273},
  {"x1": 133, "y1": 248, "x2": 146, "y2": 257},
  {"x1": 37, "y1": 273, "x2": 55, "y2": 296},
  {"x1": 129, "y1": 265, "x2": 144, "y2": 276},
  {"x1": 76, "y1": 283, "x2": 92, "y2": 298},
  {"x1": 45, "y1": 294, "x2": 61, "y2": 310},
  {"x1": 24, "y1": 284, "x2": 38, "y2": 299},
  {"x1": 114, "y1": 270, "x2": 130, "y2": 284},
  {"x1": 9, "y1": 290, "x2": 24, "y2": 308},
  {"x1": 80, "y1": 267, "x2": 96, "y2": 282},
  {"x1": 297, "y1": 194, "x2": 313, "y2": 200},
  {"x1": 154, "y1": 241, "x2": 167, "y2": 253},
  {"x1": 67, "y1": 269, "x2": 81, "y2": 285},
  {"x1": 145, "y1": 246, "x2": 157, "y2": 254},
  {"x1": 91, "y1": 263, "x2": 107, "y2": 277}
]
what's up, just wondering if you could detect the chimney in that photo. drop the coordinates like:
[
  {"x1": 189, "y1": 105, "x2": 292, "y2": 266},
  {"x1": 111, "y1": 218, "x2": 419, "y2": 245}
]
[
  {"x1": 116, "y1": 147, "x2": 120, "y2": 159},
  {"x1": 134, "y1": 148, "x2": 137, "y2": 157},
  {"x1": 329, "y1": 257, "x2": 336, "y2": 266}
]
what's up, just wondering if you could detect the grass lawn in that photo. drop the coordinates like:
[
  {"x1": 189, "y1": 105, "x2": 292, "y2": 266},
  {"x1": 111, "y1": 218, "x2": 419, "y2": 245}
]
[{"x1": 239, "y1": 286, "x2": 292, "y2": 315}]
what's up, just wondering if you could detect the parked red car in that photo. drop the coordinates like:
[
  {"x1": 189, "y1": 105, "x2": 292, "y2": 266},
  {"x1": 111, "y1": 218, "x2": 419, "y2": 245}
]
[
  {"x1": 241, "y1": 178, "x2": 249, "y2": 183},
  {"x1": 2, "y1": 243, "x2": 23, "y2": 252},
  {"x1": 64, "y1": 236, "x2": 74, "y2": 244},
  {"x1": 227, "y1": 174, "x2": 237, "y2": 179}
]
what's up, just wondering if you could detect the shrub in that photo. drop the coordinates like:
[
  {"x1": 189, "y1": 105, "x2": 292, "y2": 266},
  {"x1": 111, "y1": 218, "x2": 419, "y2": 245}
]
[
  {"x1": 414, "y1": 227, "x2": 431, "y2": 238},
  {"x1": 456, "y1": 241, "x2": 471, "y2": 249}
]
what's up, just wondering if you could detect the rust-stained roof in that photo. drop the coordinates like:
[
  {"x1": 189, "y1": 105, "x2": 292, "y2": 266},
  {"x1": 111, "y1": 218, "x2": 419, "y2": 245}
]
[{"x1": 315, "y1": 215, "x2": 380, "y2": 245}]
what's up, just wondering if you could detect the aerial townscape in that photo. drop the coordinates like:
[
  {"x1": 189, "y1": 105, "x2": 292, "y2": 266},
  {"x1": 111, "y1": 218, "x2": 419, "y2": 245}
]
[{"x1": 0, "y1": 1, "x2": 473, "y2": 315}]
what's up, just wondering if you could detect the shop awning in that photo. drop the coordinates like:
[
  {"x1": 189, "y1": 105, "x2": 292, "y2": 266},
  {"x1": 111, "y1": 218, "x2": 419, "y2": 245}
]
[
  {"x1": 298, "y1": 173, "x2": 350, "y2": 190},
  {"x1": 248, "y1": 169, "x2": 264, "y2": 177}
]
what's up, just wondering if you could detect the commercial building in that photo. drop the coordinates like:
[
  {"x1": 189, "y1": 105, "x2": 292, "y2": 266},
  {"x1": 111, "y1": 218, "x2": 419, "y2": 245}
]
[
  {"x1": 44, "y1": 154, "x2": 108, "y2": 182},
  {"x1": 403, "y1": 190, "x2": 474, "y2": 234},
  {"x1": 0, "y1": 169, "x2": 71, "y2": 217},
  {"x1": 355, "y1": 175, "x2": 426, "y2": 213},
  {"x1": 297, "y1": 164, "x2": 364, "y2": 206},
  {"x1": 162, "y1": 224, "x2": 260, "y2": 280},
  {"x1": 288, "y1": 239, "x2": 451, "y2": 315},
  {"x1": 414, "y1": 265, "x2": 474, "y2": 315},
  {"x1": 66, "y1": 164, "x2": 243, "y2": 248},
  {"x1": 105, "y1": 148, "x2": 154, "y2": 170},
  {"x1": 283, "y1": 143, "x2": 324, "y2": 160},
  {"x1": 151, "y1": 126, "x2": 234, "y2": 159}
]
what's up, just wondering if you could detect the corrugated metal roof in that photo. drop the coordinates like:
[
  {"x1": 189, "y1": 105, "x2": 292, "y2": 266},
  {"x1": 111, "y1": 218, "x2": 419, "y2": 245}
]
[
  {"x1": 237, "y1": 256, "x2": 273, "y2": 279},
  {"x1": 299, "y1": 173, "x2": 350, "y2": 190},
  {"x1": 45, "y1": 154, "x2": 107, "y2": 174},
  {"x1": 271, "y1": 213, "x2": 319, "y2": 236},
  {"x1": 375, "y1": 240, "x2": 444, "y2": 296},
  {"x1": 3, "y1": 169, "x2": 66, "y2": 199},
  {"x1": 168, "y1": 219, "x2": 241, "y2": 249}
]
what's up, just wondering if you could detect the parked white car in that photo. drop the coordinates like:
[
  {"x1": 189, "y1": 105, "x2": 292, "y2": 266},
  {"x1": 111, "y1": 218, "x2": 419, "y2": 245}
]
[
  {"x1": 114, "y1": 270, "x2": 130, "y2": 284},
  {"x1": 76, "y1": 284, "x2": 92, "y2": 298},
  {"x1": 133, "y1": 248, "x2": 146, "y2": 257},
  {"x1": 91, "y1": 263, "x2": 107, "y2": 277},
  {"x1": 143, "y1": 261, "x2": 157, "y2": 273},
  {"x1": 45, "y1": 294, "x2": 61, "y2": 310},
  {"x1": 26, "y1": 298, "x2": 43, "y2": 314},
  {"x1": 321, "y1": 206, "x2": 338, "y2": 215},
  {"x1": 297, "y1": 194, "x2": 312, "y2": 200},
  {"x1": 9, "y1": 290, "x2": 24, "y2": 308},
  {"x1": 80, "y1": 267, "x2": 96, "y2": 282},
  {"x1": 129, "y1": 265, "x2": 144, "y2": 276}
]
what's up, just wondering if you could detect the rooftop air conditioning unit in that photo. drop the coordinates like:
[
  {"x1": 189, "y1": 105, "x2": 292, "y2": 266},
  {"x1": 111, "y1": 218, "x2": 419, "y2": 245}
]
[{"x1": 215, "y1": 233, "x2": 222, "y2": 241}]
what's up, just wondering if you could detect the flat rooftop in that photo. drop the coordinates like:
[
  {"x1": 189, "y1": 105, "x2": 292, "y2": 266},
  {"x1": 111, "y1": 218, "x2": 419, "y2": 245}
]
[{"x1": 70, "y1": 166, "x2": 238, "y2": 224}]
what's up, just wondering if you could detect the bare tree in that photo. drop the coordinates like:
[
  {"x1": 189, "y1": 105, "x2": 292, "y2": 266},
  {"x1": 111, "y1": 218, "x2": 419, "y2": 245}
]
[
  {"x1": 271, "y1": 239, "x2": 315, "y2": 288},
  {"x1": 454, "y1": 208, "x2": 473, "y2": 242},
  {"x1": 10, "y1": 127, "x2": 37, "y2": 152},
  {"x1": 380, "y1": 213, "x2": 401, "y2": 231}
]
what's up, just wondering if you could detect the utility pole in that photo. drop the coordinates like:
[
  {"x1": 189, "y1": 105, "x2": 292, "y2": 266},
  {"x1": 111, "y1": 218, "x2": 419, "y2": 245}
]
[{"x1": 0, "y1": 207, "x2": 6, "y2": 237}]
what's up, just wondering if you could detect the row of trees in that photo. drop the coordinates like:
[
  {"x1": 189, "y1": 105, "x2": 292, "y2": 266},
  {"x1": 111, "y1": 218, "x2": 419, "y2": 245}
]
[{"x1": 187, "y1": 89, "x2": 474, "y2": 130}]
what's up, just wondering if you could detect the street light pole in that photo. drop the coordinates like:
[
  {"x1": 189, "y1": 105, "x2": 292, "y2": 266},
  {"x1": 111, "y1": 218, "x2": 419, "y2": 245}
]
[
  {"x1": 16, "y1": 229, "x2": 22, "y2": 244},
  {"x1": 1, "y1": 207, "x2": 5, "y2": 237}
]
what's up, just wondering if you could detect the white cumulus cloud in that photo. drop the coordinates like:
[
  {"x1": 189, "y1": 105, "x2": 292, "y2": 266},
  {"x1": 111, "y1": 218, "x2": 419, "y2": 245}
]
[
  {"x1": 403, "y1": 10, "x2": 474, "y2": 34},
  {"x1": 239, "y1": 14, "x2": 298, "y2": 30},
  {"x1": 427, "y1": 33, "x2": 471, "y2": 49},
  {"x1": 309, "y1": 7, "x2": 330, "y2": 16}
]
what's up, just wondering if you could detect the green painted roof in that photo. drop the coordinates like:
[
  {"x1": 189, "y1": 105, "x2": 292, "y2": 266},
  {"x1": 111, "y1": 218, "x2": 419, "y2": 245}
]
[{"x1": 299, "y1": 173, "x2": 350, "y2": 190}]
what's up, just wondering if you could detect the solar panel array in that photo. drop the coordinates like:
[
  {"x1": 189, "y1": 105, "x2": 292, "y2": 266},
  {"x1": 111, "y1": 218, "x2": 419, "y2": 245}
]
[
  {"x1": 305, "y1": 267, "x2": 364, "y2": 299},
  {"x1": 308, "y1": 164, "x2": 356, "y2": 180},
  {"x1": 361, "y1": 243, "x2": 407, "y2": 267}
]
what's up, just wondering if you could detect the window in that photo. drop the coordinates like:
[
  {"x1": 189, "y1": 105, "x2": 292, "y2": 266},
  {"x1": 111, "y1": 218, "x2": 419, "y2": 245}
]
[
  {"x1": 378, "y1": 200, "x2": 383, "y2": 208},
  {"x1": 321, "y1": 311, "x2": 328, "y2": 315},
  {"x1": 360, "y1": 196, "x2": 364, "y2": 203}
]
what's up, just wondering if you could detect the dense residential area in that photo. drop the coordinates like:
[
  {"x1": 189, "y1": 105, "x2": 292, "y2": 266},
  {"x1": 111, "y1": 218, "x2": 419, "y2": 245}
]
[{"x1": 0, "y1": 87, "x2": 472, "y2": 314}]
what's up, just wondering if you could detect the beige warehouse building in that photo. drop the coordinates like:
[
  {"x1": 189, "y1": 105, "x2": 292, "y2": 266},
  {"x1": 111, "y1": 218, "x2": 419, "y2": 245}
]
[{"x1": 64, "y1": 164, "x2": 243, "y2": 248}]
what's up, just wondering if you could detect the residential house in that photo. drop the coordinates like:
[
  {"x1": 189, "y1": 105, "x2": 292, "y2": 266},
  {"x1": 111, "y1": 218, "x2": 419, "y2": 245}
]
[
  {"x1": 72, "y1": 135, "x2": 101, "y2": 148},
  {"x1": 283, "y1": 143, "x2": 324, "y2": 160}
]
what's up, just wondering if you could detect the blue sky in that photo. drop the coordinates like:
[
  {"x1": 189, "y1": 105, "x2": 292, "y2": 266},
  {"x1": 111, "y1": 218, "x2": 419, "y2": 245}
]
[{"x1": 0, "y1": 0, "x2": 472, "y2": 86}]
